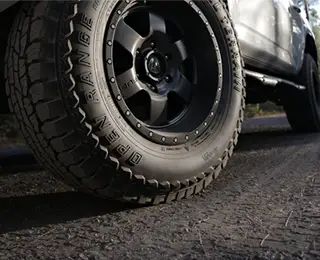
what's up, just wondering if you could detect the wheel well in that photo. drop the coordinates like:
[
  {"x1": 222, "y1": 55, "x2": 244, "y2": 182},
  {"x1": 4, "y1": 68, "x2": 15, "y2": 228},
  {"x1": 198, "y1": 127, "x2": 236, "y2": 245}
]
[{"x1": 305, "y1": 34, "x2": 318, "y2": 66}]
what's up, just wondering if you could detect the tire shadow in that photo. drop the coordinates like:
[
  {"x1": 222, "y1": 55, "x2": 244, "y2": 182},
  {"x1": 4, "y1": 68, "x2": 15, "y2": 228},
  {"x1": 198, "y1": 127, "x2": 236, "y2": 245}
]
[{"x1": 0, "y1": 191, "x2": 138, "y2": 234}]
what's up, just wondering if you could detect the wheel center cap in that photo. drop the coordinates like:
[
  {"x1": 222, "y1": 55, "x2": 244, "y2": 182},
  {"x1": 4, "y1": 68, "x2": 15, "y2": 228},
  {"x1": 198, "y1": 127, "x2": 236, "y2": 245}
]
[
  {"x1": 147, "y1": 54, "x2": 162, "y2": 76},
  {"x1": 144, "y1": 51, "x2": 166, "y2": 81}
]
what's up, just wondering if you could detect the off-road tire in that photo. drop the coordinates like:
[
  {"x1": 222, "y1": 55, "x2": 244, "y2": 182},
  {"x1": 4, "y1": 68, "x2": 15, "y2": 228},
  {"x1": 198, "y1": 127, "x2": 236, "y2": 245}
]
[
  {"x1": 284, "y1": 53, "x2": 320, "y2": 133},
  {"x1": 5, "y1": 0, "x2": 246, "y2": 205}
]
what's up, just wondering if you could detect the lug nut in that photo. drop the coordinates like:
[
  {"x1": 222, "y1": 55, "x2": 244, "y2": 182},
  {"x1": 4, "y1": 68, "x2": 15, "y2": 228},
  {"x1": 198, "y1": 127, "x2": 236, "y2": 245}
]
[
  {"x1": 150, "y1": 41, "x2": 155, "y2": 48},
  {"x1": 165, "y1": 54, "x2": 170, "y2": 60}
]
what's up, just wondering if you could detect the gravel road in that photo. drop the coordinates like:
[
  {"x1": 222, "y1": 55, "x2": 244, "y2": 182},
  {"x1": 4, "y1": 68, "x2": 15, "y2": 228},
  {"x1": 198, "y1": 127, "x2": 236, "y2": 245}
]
[{"x1": 0, "y1": 115, "x2": 319, "y2": 260}]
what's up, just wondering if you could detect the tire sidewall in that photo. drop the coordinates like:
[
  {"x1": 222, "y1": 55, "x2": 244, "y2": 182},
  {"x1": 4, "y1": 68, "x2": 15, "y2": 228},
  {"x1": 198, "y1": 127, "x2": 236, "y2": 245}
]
[
  {"x1": 306, "y1": 54, "x2": 320, "y2": 124},
  {"x1": 71, "y1": 0, "x2": 244, "y2": 181},
  {"x1": 296, "y1": 54, "x2": 320, "y2": 130}
]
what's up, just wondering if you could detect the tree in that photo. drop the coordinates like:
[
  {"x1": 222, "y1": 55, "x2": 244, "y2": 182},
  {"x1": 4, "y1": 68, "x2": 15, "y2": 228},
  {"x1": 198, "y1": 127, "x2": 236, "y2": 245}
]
[
  {"x1": 306, "y1": 1, "x2": 320, "y2": 68},
  {"x1": 299, "y1": 0, "x2": 319, "y2": 6}
]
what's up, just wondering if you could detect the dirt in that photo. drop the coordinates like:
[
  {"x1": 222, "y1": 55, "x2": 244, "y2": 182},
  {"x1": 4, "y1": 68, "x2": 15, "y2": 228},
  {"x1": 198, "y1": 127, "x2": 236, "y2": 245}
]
[{"x1": 0, "y1": 115, "x2": 319, "y2": 260}]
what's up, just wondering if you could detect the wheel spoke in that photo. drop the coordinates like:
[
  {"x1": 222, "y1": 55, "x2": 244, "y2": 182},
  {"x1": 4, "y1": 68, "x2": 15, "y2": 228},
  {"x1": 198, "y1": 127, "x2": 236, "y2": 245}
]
[
  {"x1": 148, "y1": 94, "x2": 168, "y2": 125},
  {"x1": 115, "y1": 19, "x2": 144, "y2": 55},
  {"x1": 174, "y1": 39, "x2": 188, "y2": 62},
  {"x1": 116, "y1": 68, "x2": 144, "y2": 100},
  {"x1": 172, "y1": 72, "x2": 193, "y2": 103},
  {"x1": 149, "y1": 12, "x2": 166, "y2": 34}
]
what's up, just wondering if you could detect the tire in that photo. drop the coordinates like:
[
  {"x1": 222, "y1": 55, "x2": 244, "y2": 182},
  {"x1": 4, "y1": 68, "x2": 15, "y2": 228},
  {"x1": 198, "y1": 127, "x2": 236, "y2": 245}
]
[
  {"x1": 5, "y1": 0, "x2": 245, "y2": 205},
  {"x1": 283, "y1": 53, "x2": 320, "y2": 133}
]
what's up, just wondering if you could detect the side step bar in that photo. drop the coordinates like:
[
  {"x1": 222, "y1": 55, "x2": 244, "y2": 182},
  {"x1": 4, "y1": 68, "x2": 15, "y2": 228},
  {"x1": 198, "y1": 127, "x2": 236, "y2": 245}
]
[{"x1": 244, "y1": 69, "x2": 305, "y2": 90}]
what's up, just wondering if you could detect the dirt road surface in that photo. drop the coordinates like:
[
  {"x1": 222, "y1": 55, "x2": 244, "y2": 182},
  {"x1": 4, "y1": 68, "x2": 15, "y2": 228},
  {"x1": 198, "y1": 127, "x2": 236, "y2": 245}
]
[{"x1": 0, "y1": 115, "x2": 319, "y2": 260}]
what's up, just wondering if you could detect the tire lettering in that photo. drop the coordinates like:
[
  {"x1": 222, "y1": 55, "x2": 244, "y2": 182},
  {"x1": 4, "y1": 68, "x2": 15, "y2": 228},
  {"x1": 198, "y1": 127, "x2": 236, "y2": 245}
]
[
  {"x1": 161, "y1": 147, "x2": 183, "y2": 151},
  {"x1": 80, "y1": 72, "x2": 94, "y2": 86},
  {"x1": 234, "y1": 78, "x2": 242, "y2": 92},
  {"x1": 233, "y1": 60, "x2": 240, "y2": 70},
  {"x1": 229, "y1": 40, "x2": 237, "y2": 47},
  {"x1": 80, "y1": 14, "x2": 93, "y2": 30},
  {"x1": 224, "y1": 27, "x2": 233, "y2": 36},
  {"x1": 105, "y1": 130, "x2": 120, "y2": 145},
  {"x1": 234, "y1": 84, "x2": 241, "y2": 93},
  {"x1": 76, "y1": 50, "x2": 90, "y2": 67},
  {"x1": 92, "y1": 0, "x2": 101, "y2": 10},
  {"x1": 232, "y1": 50, "x2": 240, "y2": 58},
  {"x1": 221, "y1": 16, "x2": 229, "y2": 25},
  {"x1": 92, "y1": 115, "x2": 111, "y2": 131},
  {"x1": 213, "y1": 3, "x2": 222, "y2": 11},
  {"x1": 78, "y1": 32, "x2": 90, "y2": 47},
  {"x1": 202, "y1": 147, "x2": 218, "y2": 162},
  {"x1": 114, "y1": 144, "x2": 131, "y2": 157},
  {"x1": 84, "y1": 89, "x2": 99, "y2": 103},
  {"x1": 126, "y1": 151, "x2": 142, "y2": 166}
]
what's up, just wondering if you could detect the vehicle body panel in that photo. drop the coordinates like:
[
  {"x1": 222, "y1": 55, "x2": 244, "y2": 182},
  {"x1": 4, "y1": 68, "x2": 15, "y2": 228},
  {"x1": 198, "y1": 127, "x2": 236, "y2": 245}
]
[{"x1": 228, "y1": 0, "x2": 314, "y2": 76}]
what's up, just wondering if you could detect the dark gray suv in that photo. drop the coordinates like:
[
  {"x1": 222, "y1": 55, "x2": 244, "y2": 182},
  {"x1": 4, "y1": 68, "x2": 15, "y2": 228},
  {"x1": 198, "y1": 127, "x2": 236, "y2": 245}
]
[{"x1": 0, "y1": 0, "x2": 318, "y2": 205}]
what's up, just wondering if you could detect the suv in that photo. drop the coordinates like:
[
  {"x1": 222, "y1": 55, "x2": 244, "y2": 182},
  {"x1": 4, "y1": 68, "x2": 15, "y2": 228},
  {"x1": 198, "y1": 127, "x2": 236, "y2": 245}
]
[{"x1": 0, "y1": 0, "x2": 318, "y2": 204}]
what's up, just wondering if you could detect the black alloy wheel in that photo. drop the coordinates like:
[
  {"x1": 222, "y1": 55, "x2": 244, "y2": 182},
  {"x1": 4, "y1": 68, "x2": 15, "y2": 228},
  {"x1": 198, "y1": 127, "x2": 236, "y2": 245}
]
[{"x1": 106, "y1": 1, "x2": 223, "y2": 145}]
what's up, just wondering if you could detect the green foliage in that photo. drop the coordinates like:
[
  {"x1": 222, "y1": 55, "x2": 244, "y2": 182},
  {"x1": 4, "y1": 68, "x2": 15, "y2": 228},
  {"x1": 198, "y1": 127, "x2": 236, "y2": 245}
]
[
  {"x1": 244, "y1": 102, "x2": 284, "y2": 119},
  {"x1": 310, "y1": 9, "x2": 320, "y2": 70}
]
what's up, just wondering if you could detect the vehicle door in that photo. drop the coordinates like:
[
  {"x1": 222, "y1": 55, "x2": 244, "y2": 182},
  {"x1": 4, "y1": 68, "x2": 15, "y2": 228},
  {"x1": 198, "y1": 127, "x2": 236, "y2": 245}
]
[{"x1": 227, "y1": 0, "x2": 297, "y2": 74}]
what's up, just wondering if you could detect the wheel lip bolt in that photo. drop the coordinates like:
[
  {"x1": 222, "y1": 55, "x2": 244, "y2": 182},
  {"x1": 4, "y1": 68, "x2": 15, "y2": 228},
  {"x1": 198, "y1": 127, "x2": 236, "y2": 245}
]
[
  {"x1": 150, "y1": 41, "x2": 155, "y2": 48},
  {"x1": 165, "y1": 75, "x2": 171, "y2": 82}
]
